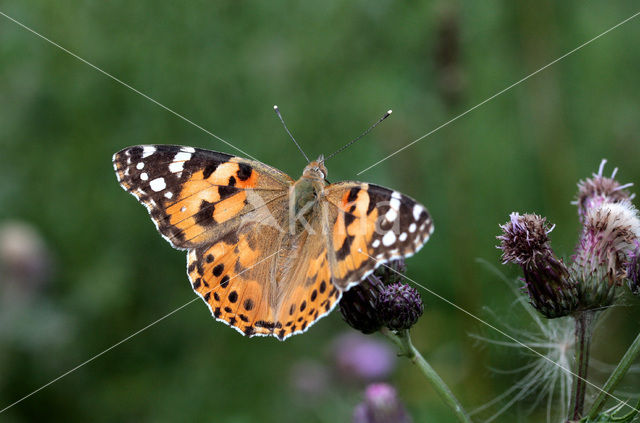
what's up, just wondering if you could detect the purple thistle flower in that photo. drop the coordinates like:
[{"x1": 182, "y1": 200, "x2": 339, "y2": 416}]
[
  {"x1": 353, "y1": 383, "x2": 412, "y2": 423},
  {"x1": 497, "y1": 212, "x2": 555, "y2": 267},
  {"x1": 378, "y1": 283, "x2": 424, "y2": 331},
  {"x1": 573, "y1": 159, "x2": 634, "y2": 221},
  {"x1": 573, "y1": 201, "x2": 640, "y2": 308},
  {"x1": 497, "y1": 213, "x2": 579, "y2": 318}
]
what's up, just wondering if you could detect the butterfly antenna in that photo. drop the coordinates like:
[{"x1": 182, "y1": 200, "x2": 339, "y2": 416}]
[
  {"x1": 323, "y1": 109, "x2": 392, "y2": 163},
  {"x1": 273, "y1": 105, "x2": 310, "y2": 163}
]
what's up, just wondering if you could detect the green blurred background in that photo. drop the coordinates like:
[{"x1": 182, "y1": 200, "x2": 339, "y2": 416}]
[{"x1": 1, "y1": 1, "x2": 639, "y2": 422}]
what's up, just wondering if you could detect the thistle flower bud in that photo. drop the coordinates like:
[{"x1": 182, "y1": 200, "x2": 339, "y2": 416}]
[
  {"x1": 378, "y1": 283, "x2": 424, "y2": 331},
  {"x1": 574, "y1": 159, "x2": 634, "y2": 220},
  {"x1": 498, "y1": 213, "x2": 579, "y2": 318},
  {"x1": 339, "y1": 274, "x2": 386, "y2": 334},
  {"x1": 353, "y1": 383, "x2": 412, "y2": 423},
  {"x1": 574, "y1": 202, "x2": 640, "y2": 307}
]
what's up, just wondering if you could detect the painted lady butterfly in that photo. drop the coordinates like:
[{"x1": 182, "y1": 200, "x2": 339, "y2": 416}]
[{"x1": 113, "y1": 145, "x2": 433, "y2": 340}]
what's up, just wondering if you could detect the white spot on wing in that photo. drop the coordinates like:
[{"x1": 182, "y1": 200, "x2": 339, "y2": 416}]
[
  {"x1": 409, "y1": 223, "x2": 417, "y2": 233},
  {"x1": 182, "y1": 147, "x2": 196, "y2": 153},
  {"x1": 413, "y1": 204, "x2": 423, "y2": 221},
  {"x1": 399, "y1": 232, "x2": 407, "y2": 241},
  {"x1": 372, "y1": 239, "x2": 380, "y2": 248},
  {"x1": 174, "y1": 151, "x2": 192, "y2": 162},
  {"x1": 382, "y1": 231, "x2": 396, "y2": 247},
  {"x1": 389, "y1": 191, "x2": 401, "y2": 210},
  {"x1": 142, "y1": 146, "x2": 156, "y2": 158},
  {"x1": 169, "y1": 161, "x2": 184, "y2": 173},
  {"x1": 136, "y1": 162, "x2": 144, "y2": 170},
  {"x1": 150, "y1": 177, "x2": 166, "y2": 192},
  {"x1": 140, "y1": 172, "x2": 149, "y2": 181},
  {"x1": 164, "y1": 192, "x2": 173, "y2": 199},
  {"x1": 385, "y1": 208, "x2": 398, "y2": 222}
]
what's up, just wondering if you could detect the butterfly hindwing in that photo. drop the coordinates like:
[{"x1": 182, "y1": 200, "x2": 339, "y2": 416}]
[
  {"x1": 270, "y1": 211, "x2": 341, "y2": 340},
  {"x1": 324, "y1": 182, "x2": 433, "y2": 288},
  {"x1": 187, "y1": 220, "x2": 285, "y2": 337},
  {"x1": 113, "y1": 145, "x2": 292, "y2": 249}
]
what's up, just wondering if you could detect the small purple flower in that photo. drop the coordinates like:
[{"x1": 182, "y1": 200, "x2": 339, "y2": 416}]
[
  {"x1": 573, "y1": 159, "x2": 634, "y2": 221},
  {"x1": 378, "y1": 283, "x2": 424, "y2": 331},
  {"x1": 353, "y1": 383, "x2": 412, "y2": 423},
  {"x1": 333, "y1": 332, "x2": 396, "y2": 381},
  {"x1": 497, "y1": 213, "x2": 579, "y2": 318}
]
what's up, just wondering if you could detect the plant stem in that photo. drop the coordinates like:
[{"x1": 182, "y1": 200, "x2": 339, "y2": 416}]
[
  {"x1": 586, "y1": 331, "x2": 640, "y2": 419},
  {"x1": 569, "y1": 311, "x2": 597, "y2": 421},
  {"x1": 381, "y1": 327, "x2": 472, "y2": 423}
]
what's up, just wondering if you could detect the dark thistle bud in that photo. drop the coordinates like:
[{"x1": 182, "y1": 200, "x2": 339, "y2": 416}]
[
  {"x1": 340, "y1": 274, "x2": 386, "y2": 334},
  {"x1": 353, "y1": 383, "x2": 412, "y2": 423},
  {"x1": 378, "y1": 283, "x2": 424, "y2": 331},
  {"x1": 627, "y1": 245, "x2": 640, "y2": 296},
  {"x1": 497, "y1": 213, "x2": 579, "y2": 318},
  {"x1": 573, "y1": 202, "x2": 640, "y2": 308},
  {"x1": 573, "y1": 159, "x2": 634, "y2": 221}
]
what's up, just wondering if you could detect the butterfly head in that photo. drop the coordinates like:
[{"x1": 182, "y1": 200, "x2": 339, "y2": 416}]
[{"x1": 302, "y1": 156, "x2": 328, "y2": 181}]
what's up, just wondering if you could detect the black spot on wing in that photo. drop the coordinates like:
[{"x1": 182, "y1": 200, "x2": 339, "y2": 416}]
[
  {"x1": 220, "y1": 275, "x2": 230, "y2": 288},
  {"x1": 237, "y1": 163, "x2": 253, "y2": 181},
  {"x1": 344, "y1": 212, "x2": 356, "y2": 227},
  {"x1": 213, "y1": 264, "x2": 224, "y2": 277},
  {"x1": 218, "y1": 185, "x2": 238, "y2": 199},
  {"x1": 195, "y1": 200, "x2": 215, "y2": 225},
  {"x1": 202, "y1": 163, "x2": 219, "y2": 179},
  {"x1": 346, "y1": 187, "x2": 359, "y2": 203},
  {"x1": 336, "y1": 235, "x2": 355, "y2": 261},
  {"x1": 244, "y1": 299, "x2": 254, "y2": 311}
]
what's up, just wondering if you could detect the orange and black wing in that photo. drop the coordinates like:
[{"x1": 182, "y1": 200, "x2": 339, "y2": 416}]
[
  {"x1": 324, "y1": 182, "x2": 433, "y2": 289},
  {"x1": 113, "y1": 145, "x2": 292, "y2": 249}
]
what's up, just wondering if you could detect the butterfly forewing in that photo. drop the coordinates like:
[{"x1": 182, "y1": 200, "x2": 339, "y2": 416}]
[
  {"x1": 324, "y1": 182, "x2": 433, "y2": 289},
  {"x1": 113, "y1": 145, "x2": 291, "y2": 249}
]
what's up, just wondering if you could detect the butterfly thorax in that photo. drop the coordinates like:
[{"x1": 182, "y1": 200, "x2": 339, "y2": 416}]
[{"x1": 288, "y1": 158, "x2": 327, "y2": 234}]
